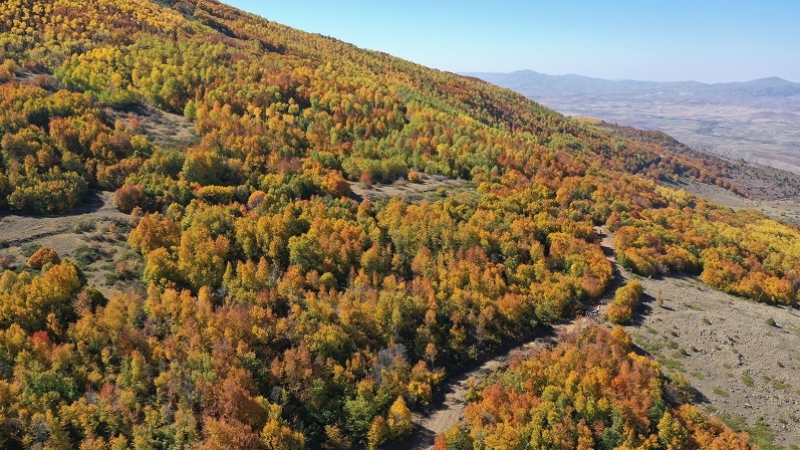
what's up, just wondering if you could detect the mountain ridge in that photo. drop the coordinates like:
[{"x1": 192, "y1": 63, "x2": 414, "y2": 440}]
[
  {"x1": 463, "y1": 69, "x2": 800, "y2": 98},
  {"x1": 465, "y1": 69, "x2": 798, "y2": 87}
]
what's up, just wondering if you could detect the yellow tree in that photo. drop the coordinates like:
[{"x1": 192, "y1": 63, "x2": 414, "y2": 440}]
[
  {"x1": 386, "y1": 396, "x2": 412, "y2": 439},
  {"x1": 178, "y1": 229, "x2": 230, "y2": 290},
  {"x1": 366, "y1": 416, "x2": 389, "y2": 450}
]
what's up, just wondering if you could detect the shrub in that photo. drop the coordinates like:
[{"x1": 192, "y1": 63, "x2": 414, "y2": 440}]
[
  {"x1": 0, "y1": 66, "x2": 12, "y2": 83},
  {"x1": 182, "y1": 150, "x2": 228, "y2": 185},
  {"x1": 620, "y1": 248, "x2": 657, "y2": 277},
  {"x1": 246, "y1": 190, "x2": 266, "y2": 210},
  {"x1": 7, "y1": 170, "x2": 88, "y2": 214},
  {"x1": 606, "y1": 280, "x2": 643, "y2": 325},
  {"x1": 71, "y1": 218, "x2": 96, "y2": 233},
  {"x1": 74, "y1": 245, "x2": 102, "y2": 267},
  {"x1": 668, "y1": 372, "x2": 696, "y2": 404},
  {"x1": 321, "y1": 171, "x2": 352, "y2": 198},
  {"x1": 27, "y1": 247, "x2": 61, "y2": 270},
  {"x1": 196, "y1": 185, "x2": 236, "y2": 204},
  {"x1": 20, "y1": 243, "x2": 42, "y2": 257},
  {"x1": 113, "y1": 184, "x2": 146, "y2": 213},
  {"x1": 96, "y1": 159, "x2": 143, "y2": 191},
  {"x1": 407, "y1": 170, "x2": 422, "y2": 183},
  {"x1": 606, "y1": 302, "x2": 633, "y2": 325},
  {"x1": 358, "y1": 172, "x2": 373, "y2": 187}
]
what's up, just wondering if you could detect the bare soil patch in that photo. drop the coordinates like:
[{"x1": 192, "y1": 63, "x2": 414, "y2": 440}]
[
  {"x1": 105, "y1": 104, "x2": 197, "y2": 149},
  {"x1": 0, "y1": 191, "x2": 139, "y2": 298},
  {"x1": 349, "y1": 173, "x2": 477, "y2": 204},
  {"x1": 0, "y1": 191, "x2": 128, "y2": 245},
  {"x1": 596, "y1": 226, "x2": 800, "y2": 448},
  {"x1": 668, "y1": 180, "x2": 800, "y2": 226}
]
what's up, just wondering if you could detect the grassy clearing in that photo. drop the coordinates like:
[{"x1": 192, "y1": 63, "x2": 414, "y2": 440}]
[{"x1": 712, "y1": 387, "x2": 730, "y2": 397}]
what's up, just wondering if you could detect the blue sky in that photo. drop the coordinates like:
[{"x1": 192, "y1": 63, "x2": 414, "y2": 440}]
[{"x1": 225, "y1": 1, "x2": 800, "y2": 83}]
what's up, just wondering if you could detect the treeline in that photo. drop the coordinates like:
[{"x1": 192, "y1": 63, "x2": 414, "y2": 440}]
[
  {"x1": 613, "y1": 189, "x2": 800, "y2": 305},
  {"x1": 606, "y1": 280, "x2": 643, "y2": 324}
]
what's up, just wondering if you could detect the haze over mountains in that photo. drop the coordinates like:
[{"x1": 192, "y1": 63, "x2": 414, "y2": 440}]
[{"x1": 468, "y1": 70, "x2": 800, "y2": 173}]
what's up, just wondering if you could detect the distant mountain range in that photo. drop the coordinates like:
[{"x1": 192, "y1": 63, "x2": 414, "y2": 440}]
[
  {"x1": 465, "y1": 70, "x2": 800, "y2": 172},
  {"x1": 464, "y1": 70, "x2": 800, "y2": 107}
]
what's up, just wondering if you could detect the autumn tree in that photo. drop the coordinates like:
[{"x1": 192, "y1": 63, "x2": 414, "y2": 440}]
[{"x1": 27, "y1": 247, "x2": 60, "y2": 270}]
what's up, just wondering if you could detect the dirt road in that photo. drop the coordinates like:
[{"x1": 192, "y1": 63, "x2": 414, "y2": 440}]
[
  {"x1": 389, "y1": 226, "x2": 619, "y2": 450},
  {"x1": 390, "y1": 319, "x2": 595, "y2": 450},
  {"x1": 397, "y1": 225, "x2": 800, "y2": 449}
]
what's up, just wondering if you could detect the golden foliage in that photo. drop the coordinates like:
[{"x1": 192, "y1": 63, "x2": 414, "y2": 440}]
[{"x1": 26, "y1": 246, "x2": 60, "y2": 269}]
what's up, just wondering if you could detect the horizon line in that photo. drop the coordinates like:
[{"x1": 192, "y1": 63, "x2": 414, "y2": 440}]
[{"x1": 459, "y1": 70, "x2": 799, "y2": 85}]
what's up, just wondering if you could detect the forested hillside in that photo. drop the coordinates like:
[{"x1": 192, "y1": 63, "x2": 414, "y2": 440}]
[{"x1": 0, "y1": 0, "x2": 796, "y2": 448}]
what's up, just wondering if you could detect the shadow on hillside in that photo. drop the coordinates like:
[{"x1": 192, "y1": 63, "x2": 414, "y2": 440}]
[
  {"x1": 384, "y1": 425, "x2": 436, "y2": 450},
  {"x1": 630, "y1": 294, "x2": 655, "y2": 326},
  {"x1": 3, "y1": 190, "x2": 110, "y2": 219}
]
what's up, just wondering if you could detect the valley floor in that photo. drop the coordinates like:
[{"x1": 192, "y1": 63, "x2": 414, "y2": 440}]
[
  {"x1": 673, "y1": 179, "x2": 800, "y2": 226},
  {"x1": 547, "y1": 99, "x2": 800, "y2": 175}
]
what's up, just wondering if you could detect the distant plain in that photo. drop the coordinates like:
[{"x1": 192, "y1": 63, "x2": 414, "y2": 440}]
[{"x1": 469, "y1": 71, "x2": 800, "y2": 173}]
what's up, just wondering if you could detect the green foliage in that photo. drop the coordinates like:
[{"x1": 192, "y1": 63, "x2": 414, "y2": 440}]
[
  {"x1": 20, "y1": 242, "x2": 41, "y2": 257},
  {"x1": 720, "y1": 413, "x2": 782, "y2": 450},
  {"x1": 614, "y1": 202, "x2": 800, "y2": 306},
  {"x1": 434, "y1": 424, "x2": 473, "y2": 450},
  {"x1": 70, "y1": 217, "x2": 96, "y2": 233},
  {"x1": 7, "y1": 168, "x2": 88, "y2": 213},
  {"x1": 0, "y1": 263, "x2": 82, "y2": 331},
  {"x1": 73, "y1": 244, "x2": 103, "y2": 268}
]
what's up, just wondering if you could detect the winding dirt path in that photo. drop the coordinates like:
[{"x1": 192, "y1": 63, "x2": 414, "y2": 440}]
[
  {"x1": 394, "y1": 340, "x2": 541, "y2": 450},
  {"x1": 396, "y1": 224, "x2": 800, "y2": 448},
  {"x1": 392, "y1": 227, "x2": 618, "y2": 450},
  {"x1": 391, "y1": 320, "x2": 594, "y2": 450}
]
